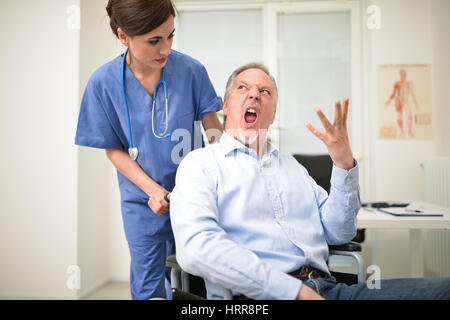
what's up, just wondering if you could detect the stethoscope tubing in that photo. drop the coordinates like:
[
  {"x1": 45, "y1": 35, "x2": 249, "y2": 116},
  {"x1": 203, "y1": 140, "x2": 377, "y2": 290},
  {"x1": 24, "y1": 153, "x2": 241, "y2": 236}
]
[
  {"x1": 151, "y1": 69, "x2": 169, "y2": 139},
  {"x1": 122, "y1": 48, "x2": 171, "y2": 161},
  {"x1": 122, "y1": 48, "x2": 135, "y2": 150}
]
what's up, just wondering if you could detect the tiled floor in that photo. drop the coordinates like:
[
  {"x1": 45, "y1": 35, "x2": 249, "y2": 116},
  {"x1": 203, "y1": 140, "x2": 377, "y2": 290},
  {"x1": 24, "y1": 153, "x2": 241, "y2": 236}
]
[{"x1": 83, "y1": 281, "x2": 131, "y2": 300}]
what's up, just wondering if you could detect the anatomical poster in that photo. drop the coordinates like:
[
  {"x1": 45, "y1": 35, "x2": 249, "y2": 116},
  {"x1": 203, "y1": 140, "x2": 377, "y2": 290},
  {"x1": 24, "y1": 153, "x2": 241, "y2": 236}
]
[{"x1": 377, "y1": 64, "x2": 433, "y2": 140}]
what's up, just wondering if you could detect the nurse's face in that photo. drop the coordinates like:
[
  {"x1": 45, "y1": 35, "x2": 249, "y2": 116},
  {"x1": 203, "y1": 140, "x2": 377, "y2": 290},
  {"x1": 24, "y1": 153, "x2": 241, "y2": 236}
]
[
  {"x1": 118, "y1": 15, "x2": 175, "y2": 70},
  {"x1": 223, "y1": 68, "x2": 277, "y2": 143}
]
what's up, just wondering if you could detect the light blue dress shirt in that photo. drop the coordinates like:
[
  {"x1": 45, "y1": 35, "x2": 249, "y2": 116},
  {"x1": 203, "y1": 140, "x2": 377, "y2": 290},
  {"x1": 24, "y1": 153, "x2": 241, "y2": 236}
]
[{"x1": 170, "y1": 131, "x2": 361, "y2": 300}]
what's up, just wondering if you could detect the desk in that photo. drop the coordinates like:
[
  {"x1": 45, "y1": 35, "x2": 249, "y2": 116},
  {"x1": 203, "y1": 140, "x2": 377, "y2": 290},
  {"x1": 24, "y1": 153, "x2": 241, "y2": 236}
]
[{"x1": 357, "y1": 201, "x2": 450, "y2": 277}]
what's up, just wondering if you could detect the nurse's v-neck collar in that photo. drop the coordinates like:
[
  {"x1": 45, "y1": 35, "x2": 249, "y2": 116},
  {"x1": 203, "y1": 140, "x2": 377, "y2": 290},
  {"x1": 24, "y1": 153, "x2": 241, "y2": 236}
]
[{"x1": 120, "y1": 53, "x2": 171, "y2": 102}]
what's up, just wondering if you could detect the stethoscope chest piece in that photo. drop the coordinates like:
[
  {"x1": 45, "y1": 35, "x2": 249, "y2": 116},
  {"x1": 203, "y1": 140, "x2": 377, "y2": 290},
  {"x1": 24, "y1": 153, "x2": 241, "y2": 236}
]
[{"x1": 128, "y1": 147, "x2": 139, "y2": 161}]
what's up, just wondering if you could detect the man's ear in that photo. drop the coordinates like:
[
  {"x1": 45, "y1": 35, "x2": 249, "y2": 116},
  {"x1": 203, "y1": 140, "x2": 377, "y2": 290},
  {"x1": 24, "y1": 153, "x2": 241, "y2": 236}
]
[
  {"x1": 270, "y1": 107, "x2": 277, "y2": 125},
  {"x1": 222, "y1": 98, "x2": 229, "y2": 116}
]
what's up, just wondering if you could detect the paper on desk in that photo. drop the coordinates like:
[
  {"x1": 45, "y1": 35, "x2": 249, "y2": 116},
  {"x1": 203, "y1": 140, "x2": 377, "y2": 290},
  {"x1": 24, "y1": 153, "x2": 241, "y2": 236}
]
[{"x1": 377, "y1": 208, "x2": 443, "y2": 217}]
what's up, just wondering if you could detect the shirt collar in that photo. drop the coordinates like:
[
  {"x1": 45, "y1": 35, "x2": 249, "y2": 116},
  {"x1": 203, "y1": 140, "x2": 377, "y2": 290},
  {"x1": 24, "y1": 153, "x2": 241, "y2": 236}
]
[{"x1": 219, "y1": 131, "x2": 279, "y2": 158}]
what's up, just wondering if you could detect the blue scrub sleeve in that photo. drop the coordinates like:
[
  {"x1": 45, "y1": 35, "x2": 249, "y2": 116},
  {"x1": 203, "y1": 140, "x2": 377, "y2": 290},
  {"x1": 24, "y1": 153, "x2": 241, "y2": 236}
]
[
  {"x1": 195, "y1": 66, "x2": 223, "y2": 121},
  {"x1": 75, "y1": 80, "x2": 123, "y2": 149}
]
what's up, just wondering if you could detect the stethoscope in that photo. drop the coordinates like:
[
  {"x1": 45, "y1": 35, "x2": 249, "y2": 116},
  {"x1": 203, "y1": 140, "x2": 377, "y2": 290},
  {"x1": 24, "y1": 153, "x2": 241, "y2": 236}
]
[{"x1": 122, "y1": 48, "x2": 171, "y2": 161}]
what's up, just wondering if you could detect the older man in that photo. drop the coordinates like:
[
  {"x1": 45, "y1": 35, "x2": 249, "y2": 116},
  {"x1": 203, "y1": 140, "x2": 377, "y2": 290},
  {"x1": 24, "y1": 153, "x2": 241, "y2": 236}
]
[{"x1": 170, "y1": 63, "x2": 449, "y2": 300}]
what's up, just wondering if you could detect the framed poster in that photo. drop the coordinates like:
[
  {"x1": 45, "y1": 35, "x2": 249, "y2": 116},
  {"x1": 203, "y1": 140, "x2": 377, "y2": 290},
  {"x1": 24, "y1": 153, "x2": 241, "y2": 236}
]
[{"x1": 377, "y1": 64, "x2": 433, "y2": 140}]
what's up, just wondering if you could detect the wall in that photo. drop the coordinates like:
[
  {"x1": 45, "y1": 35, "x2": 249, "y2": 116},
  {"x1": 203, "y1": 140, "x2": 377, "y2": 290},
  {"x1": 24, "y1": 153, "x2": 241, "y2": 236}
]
[
  {"x1": 0, "y1": 0, "x2": 80, "y2": 298},
  {"x1": 0, "y1": 0, "x2": 130, "y2": 299},
  {"x1": 366, "y1": 0, "x2": 433, "y2": 203},
  {"x1": 431, "y1": 0, "x2": 450, "y2": 157},
  {"x1": 362, "y1": 0, "x2": 450, "y2": 278},
  {"x1": 77, "y1": 0, "x2": 130, "y2": 297}
]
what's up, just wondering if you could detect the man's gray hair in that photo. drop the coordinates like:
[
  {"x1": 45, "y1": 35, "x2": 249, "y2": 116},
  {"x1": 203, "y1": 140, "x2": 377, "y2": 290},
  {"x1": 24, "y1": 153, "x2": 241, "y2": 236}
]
[{"x1": 224, "y1": 62, "x2": 278, "y2": 100}]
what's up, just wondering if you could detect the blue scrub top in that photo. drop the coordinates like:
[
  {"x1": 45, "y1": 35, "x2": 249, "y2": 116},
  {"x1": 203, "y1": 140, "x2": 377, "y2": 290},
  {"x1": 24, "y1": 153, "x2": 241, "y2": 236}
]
[{"x1": 75, "y1": 50, "x2": 223, "y2": 243}]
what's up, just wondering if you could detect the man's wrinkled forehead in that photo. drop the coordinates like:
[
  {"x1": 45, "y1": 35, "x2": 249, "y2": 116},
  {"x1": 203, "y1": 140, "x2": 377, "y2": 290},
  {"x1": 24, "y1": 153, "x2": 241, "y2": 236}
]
[{"x1": 233, "y1": 68, "x2": 275, "y2": 89}]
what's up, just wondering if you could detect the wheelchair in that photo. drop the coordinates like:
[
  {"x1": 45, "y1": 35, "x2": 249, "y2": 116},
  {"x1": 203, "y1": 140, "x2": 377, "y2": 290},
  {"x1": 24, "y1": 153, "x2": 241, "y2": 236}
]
[{"x1": 166, "y1": 241, "x2": 365, "y2": 300}]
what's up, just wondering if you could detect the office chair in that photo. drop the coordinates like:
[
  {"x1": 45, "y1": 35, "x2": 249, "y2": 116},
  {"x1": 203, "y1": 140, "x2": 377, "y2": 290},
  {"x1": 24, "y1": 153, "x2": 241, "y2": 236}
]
[
  {"x1": 292, "y1": 154, "x2": 366, "y2": 244},
  {"x1": 167, "y1": 241, "x2": 365, "y2": 300}
]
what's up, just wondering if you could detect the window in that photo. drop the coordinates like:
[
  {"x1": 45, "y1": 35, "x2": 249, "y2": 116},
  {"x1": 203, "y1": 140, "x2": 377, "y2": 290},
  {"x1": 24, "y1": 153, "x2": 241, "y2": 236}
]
[{"x1": 278, "y1": 11, "x2": 351, "y2": 155}]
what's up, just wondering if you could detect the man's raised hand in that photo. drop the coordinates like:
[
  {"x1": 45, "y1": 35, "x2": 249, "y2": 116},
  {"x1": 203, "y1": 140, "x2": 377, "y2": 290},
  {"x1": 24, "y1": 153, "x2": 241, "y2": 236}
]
[{"x1": 306, "y1": 98, "x2": 354, "y2": 170}]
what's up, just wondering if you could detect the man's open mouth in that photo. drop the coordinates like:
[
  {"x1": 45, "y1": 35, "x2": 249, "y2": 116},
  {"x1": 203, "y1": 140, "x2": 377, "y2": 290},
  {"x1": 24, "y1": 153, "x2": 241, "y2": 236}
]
[{"x1": 244, "y1": 108, "x2": 258, "y2": 124}]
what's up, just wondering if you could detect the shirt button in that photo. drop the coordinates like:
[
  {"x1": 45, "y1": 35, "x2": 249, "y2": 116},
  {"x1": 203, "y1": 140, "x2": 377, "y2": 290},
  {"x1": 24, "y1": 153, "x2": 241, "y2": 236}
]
[
  {"x1": 349, "y1": 205, "x2": 353, "y2": 209},
  {"x1": 346, "y1": 178, "x2": 351, "y2": 183}
]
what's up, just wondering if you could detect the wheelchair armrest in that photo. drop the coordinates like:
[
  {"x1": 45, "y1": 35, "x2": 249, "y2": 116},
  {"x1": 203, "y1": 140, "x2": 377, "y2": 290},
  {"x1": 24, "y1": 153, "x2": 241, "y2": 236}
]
[
  {"x1": 166, "y1": 254, "x2": 182, "y2": 270},
  {"x1": 328, "y1": 241, "x2": 361, "y2": 252}
]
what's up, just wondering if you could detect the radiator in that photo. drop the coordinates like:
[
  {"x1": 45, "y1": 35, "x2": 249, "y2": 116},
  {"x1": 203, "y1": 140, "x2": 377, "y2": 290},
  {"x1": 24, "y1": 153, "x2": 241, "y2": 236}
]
[{"x1": 423, "y1": 157, "x2": 450, "y2": 276}]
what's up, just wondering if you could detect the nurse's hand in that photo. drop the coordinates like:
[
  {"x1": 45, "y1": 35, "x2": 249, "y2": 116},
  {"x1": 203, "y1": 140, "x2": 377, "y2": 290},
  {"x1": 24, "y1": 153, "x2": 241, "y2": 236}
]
[
  {"x1": 148, "y1": 186, "x2": 170, "y2": 215},
  {"x1": 104, "y1": 147, "x2": 170, "y2": 215}
]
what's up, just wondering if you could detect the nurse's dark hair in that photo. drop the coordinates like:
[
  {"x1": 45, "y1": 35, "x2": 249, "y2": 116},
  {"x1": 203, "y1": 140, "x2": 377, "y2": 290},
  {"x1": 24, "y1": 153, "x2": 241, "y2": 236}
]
[{"x1": 106, "y1": 0, "x2": 176, "y2": 37}]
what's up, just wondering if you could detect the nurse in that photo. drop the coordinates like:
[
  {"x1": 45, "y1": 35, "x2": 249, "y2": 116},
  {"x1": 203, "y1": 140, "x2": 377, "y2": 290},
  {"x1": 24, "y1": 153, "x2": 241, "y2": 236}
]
[{"x1": 75, "y1": 0, "x2": 223, "y2": 299}]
